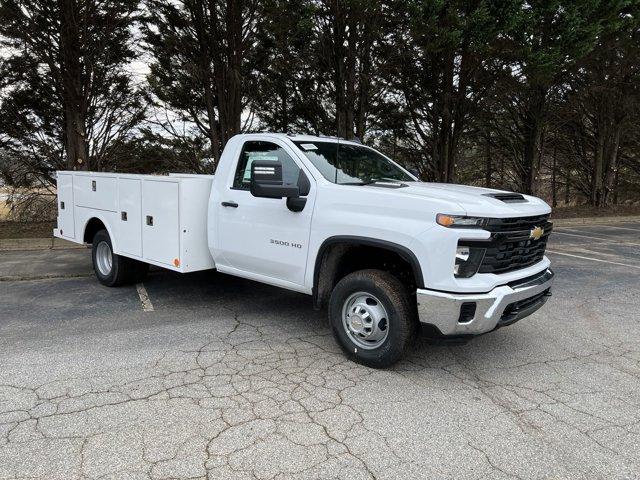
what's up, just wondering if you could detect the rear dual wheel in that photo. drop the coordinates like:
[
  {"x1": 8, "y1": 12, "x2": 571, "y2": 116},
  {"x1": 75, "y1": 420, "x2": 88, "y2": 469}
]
[
  {"x1": 92, "y1": 229, "x2": 148, "y2": 287},
  {"x1": 329, "y1": 269, "x2": 417, "y2": 368}
]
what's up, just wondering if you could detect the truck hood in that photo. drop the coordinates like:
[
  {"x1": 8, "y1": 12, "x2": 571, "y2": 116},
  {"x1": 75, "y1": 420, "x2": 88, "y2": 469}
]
[{"x1": 385, "y1": 181, "x2": 551, "y2": 218}]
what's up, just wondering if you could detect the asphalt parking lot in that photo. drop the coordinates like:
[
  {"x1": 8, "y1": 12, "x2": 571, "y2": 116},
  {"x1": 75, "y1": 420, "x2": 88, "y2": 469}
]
[{"x1": 1, "y1": 221, "x2": 639, "y2": 479}]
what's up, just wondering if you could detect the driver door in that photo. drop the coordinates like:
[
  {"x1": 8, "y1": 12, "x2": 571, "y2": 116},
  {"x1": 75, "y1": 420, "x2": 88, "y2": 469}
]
[{"x1": 216, "y1": 139, "x2": 315, "y2": 288}]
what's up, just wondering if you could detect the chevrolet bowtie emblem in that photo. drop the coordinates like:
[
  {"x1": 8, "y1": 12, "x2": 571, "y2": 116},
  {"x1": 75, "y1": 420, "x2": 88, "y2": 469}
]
[{"x1": 529, "y1": 226, "x2": 544, "y2": 241}]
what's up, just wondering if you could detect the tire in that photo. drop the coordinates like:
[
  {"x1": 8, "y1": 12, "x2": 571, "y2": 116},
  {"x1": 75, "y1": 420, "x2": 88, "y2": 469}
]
[
  {"x1": 91, "y1": 229, "x2": 135, "y2": 287},
  {"x1": 328, "y1": 269, "x2": 417, "y2": 368}
]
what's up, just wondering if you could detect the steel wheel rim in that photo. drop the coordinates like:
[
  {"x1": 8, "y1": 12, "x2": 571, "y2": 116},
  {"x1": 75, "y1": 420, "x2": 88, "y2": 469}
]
[
  {"x1": 341, "y1": 291, "x2": 390, "y2": 350},
  {"x1": 96, "y1": 241, "x2": 113, "y2": 276}
]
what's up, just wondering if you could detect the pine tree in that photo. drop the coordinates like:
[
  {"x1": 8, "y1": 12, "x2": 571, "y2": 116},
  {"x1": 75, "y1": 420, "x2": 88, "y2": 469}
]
[{"x1": 0, "y1": 0, "x2": 145, "y2": 173}]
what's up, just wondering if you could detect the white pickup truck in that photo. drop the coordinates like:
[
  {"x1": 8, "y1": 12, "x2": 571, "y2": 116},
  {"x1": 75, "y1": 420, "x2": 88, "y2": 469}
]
[{"x1": 54, "y1": 133, "x2": 554, "y2": 367}]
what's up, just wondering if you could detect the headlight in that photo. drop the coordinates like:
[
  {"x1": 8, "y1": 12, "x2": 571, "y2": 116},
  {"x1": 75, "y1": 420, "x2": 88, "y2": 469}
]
[
  {"x1": 436, "y1": 214, "x2": 487, "y2": 228},
  {"x1": 454, "y1": 245, "x2": 485, "y2": 278}
]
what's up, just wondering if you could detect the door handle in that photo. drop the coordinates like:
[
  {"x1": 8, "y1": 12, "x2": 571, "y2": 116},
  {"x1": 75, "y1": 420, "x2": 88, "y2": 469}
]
[{"x1": 221, "y1": 201, "x2": 238, "y2": 208}]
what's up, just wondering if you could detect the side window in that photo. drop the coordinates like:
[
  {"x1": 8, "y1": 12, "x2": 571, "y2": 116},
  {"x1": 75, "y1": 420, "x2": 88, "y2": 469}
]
[{"x1": 232, "y1": 141, "x2": 301, "y2": 190}]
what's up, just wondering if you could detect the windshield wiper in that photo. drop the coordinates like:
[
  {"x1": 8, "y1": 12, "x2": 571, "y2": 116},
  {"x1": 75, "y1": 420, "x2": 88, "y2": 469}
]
[
  {"x1": 340, "y1": 178, "x2": 382, "y2": 186},
  {"x1": 339, "y1": 178, "x2": 409, "y2": 189},
  {"x1": 340, "y1": 178, "x2": 399, "y2": 186},
  {"x1": 338, "y1": 181, "x2": 374, "y2": 186}
]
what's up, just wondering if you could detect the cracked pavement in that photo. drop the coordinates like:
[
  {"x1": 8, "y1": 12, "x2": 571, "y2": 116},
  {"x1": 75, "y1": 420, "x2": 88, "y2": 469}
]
[{"x1": 1, "y1": 221, "x2": 639, "y2": 479}]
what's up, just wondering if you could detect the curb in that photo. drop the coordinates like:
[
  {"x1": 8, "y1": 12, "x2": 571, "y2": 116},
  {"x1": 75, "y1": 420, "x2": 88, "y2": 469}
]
[
  {"x1": 0, "y1": 237, "x2": 85, "y2": 251},
  {"x1": 0, "y1": 273, "x2": 92, "y2": 282}
]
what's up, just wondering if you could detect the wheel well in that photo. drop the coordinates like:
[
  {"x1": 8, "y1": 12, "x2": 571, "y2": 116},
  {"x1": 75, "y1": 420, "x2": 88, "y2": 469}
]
[
  {"x1": 313, "y1": 238, "x2": 423, "y2": 309},
  {"x1": 83, "y1": 218, "x2": 106, "y2": 244}
]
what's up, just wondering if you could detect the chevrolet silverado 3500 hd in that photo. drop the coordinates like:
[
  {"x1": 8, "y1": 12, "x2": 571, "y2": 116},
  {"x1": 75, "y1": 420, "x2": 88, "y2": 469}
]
[{"x1": 54, "y1": 133, "x2": 554, "y2": 367}]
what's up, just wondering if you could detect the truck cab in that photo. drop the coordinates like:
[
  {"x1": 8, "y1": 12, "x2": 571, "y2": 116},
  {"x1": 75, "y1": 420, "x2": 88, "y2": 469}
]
[{"x1": 54, "y1": 133, "x2": 554, "y2": 367}]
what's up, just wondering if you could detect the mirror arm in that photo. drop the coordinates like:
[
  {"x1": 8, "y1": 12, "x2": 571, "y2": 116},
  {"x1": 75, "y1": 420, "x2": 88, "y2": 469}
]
[{"x1": 287, "y1": 196, "x2": 307, "y2": 213}]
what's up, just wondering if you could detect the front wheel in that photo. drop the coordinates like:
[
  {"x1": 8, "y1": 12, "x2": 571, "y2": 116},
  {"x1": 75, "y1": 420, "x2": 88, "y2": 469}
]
[{"x1": 329, "y1": 269, "x2": 417, "y2": 368}]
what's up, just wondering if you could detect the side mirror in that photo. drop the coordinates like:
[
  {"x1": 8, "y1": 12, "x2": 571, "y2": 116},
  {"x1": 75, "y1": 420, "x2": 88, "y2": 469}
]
[{"x1": 250, "y1": 160, "x2": 299, "y2": 199}]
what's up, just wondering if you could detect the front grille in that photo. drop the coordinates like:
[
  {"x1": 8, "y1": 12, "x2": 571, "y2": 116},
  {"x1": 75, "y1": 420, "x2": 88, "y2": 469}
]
[
  {"x1": 484, "y1": 214, "x2": 550, "y2": 232},
  {"x1": 475, "y1": 215, "x2": 552, "y2": 274}
]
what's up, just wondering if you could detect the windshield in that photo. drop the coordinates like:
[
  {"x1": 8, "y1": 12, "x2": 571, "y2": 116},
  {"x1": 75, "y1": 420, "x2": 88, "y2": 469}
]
[{"x1": 293, "y1": 141, "x2": 413, "y2": 185}]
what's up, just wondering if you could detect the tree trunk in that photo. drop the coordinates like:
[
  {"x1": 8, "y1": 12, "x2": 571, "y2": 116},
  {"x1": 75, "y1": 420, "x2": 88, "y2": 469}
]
[
  {"x1": 355, "y1": 35, "x2": 373, "y2": 140},
  {"x1": 613, "y1": 162, "x2": 619, "y2": 205},
  {"x1": 214, "y1": 0, "x2": 243, "y2": 149},
  {"x1": 60, "y1": 0, "x2": 88, "y2": 170},
  {"x1": 601, "y1": 125, "x2": 621, "y2": 206},
  {"x1": 521, "y1": 86, "x2": 547, "y2": 194},
  {"x1": 193, "y1": 3, "x2": 221, "y2": 167},
  {"x1": 522, "y1": 117, "x2": 543, "y2": 194},
  {"x1": 280, "y1": 82, "x2": 289, "y2": 132},
  {"x1": 435, "y1": 52, "x2": 455, "y2": 182},
  {"x1": 591, "y1": 125, "x2": 605, "y2": 206},
  {"x1": 203, "y1": 81, "x2": 221, "y2": 167},
  {"x1": 551, "y1": 142, "x2": 557, "y2": 207},
  {"x1": 228, "y1": 0, "x2": 243, "y2": 138},
  {"x1": 485, "y1": 134, "x2": 492, "y2": 188},
  {"x1": 332, "y1": 0, "x2": 347, "y2": 138},
  {"x1": 63, "y1": 106, "x2": 88, "y2": 170},
  {"x1": 355, "y1": 73, "x2": 369, "y2": 139},
  {"x1": 344, "y1": 33, "x2": 356, "y2": 140}
]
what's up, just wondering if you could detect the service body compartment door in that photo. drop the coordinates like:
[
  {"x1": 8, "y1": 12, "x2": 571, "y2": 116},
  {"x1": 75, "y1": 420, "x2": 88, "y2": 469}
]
[
  {"x1": 142, "y1": 180, "x2": 180, "y2": 266},
  {"x1": 75, "y1": 175, "x2": 118, "y2": 212},
  {"x1": 117, "y1": 178, "x2": 142, "y2": 257},
  {"x1": 56, "y1": 173, "x2": 75, "y2": 239}
]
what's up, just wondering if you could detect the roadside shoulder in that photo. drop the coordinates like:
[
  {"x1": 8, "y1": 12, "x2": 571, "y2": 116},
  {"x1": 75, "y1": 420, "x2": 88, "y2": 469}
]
[{"x1": 552, "y1": 215, "x2": 640, "y2": 227}]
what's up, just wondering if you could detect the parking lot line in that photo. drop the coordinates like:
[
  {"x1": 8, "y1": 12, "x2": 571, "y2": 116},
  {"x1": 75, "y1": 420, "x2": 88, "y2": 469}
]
[
  {"x1": 552, "y1": 230, "x2": 640, "y2": 246},
  {"x1": 546, "y1": 249, "x2": 640, "y2": 269},
  {"x1": 587, "y1": 224, "x2": 640, "y2": 233},
  {"x1": 136, "y1": 283, "x2": 154, "y2": 312}
]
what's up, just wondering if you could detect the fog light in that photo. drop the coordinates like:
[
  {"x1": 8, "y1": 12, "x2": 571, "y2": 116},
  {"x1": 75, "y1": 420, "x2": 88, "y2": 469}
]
[
  {"x1": 454, "y1": 245, "x2": 485, "y2": 278},
  {"x1": 455, "y1": 246, "x2": 470, "y2": 263},
  {"x1": 458, "y1": 302, "x2": 477, "y2": 323}
]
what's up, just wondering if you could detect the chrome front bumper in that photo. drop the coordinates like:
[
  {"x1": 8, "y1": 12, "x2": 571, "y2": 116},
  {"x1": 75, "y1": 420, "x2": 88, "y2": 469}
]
[{"x1": 416, "y1": 269, "x2": 554, "y2": 336}]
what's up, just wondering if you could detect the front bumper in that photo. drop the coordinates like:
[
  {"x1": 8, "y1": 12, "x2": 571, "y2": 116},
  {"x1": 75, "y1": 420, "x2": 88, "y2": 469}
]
[{"x1": 416, "y1": 268, "x2": 554, "y2": 336}]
